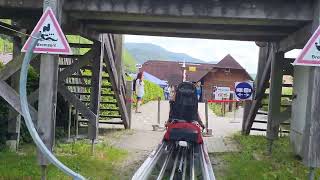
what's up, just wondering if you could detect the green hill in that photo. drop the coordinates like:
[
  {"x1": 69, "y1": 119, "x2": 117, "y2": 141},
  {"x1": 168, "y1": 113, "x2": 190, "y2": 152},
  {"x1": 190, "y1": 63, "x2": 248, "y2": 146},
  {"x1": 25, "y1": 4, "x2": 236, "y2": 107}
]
[
  {"x1": 125, "y1": 43, "x2": 207, "y2": 64},
  {"x1": 122, "y1": 48, "x2": 138, "y2": 73}
]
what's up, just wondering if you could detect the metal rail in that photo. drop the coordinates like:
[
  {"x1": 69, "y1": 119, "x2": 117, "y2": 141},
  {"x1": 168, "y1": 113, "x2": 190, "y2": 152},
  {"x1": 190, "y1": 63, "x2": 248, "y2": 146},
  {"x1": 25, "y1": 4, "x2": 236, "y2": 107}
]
[
  {"x1": 132, "y1": 141, "x2": 215, "y2": 180},
  {"x1": 19, "y1": 33, "x2": 85, "y2": 179}
]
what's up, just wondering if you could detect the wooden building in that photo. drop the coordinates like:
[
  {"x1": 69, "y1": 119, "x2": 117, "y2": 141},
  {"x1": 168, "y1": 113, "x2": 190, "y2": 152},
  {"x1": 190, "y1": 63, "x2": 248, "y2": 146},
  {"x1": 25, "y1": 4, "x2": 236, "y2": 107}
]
[{"x1": 141, "y1": 54, "x2": 253, "y2": 100}]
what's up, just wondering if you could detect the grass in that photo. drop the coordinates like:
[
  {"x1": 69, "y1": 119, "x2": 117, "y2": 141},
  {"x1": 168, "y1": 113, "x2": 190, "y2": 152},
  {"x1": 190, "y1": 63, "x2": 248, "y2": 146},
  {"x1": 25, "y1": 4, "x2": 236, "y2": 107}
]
[
  {"x1": 0, "y1": 140, "x2": 127, "y2": 179},
  {"x1": 215, "y1": 135, "x2": 320, "y2": 180}
]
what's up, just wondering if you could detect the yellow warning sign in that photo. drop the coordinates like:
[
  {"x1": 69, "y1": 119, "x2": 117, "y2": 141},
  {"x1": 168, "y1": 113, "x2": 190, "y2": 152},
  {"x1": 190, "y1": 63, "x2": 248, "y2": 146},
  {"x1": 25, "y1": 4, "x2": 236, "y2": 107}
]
[{"x1": 189, "y1": 66, "x2": 196, "y2": 72}]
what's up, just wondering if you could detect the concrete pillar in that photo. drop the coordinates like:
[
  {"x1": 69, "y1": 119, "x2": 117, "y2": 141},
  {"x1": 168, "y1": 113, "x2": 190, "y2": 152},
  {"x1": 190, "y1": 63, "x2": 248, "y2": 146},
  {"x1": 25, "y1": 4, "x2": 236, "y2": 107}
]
[
  {"x1": 291, "y1": 0, "x2": 320, "y2": 169},
  {"x1": 37, "y1": 0, "x2": 63, "y2": 166},
  {"x1": 6, "y1": 36, "x2": 22, "y2": 151},
  {"x1": 266, "y1": 51, "x2": 284, "y2": 142}
]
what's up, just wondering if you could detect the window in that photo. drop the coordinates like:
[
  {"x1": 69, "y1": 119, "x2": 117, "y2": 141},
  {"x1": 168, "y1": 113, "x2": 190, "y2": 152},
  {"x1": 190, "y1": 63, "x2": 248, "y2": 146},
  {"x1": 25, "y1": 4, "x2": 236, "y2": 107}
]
[{"x1": 225, "y1": 68, "x2": 231, "y2": 73}]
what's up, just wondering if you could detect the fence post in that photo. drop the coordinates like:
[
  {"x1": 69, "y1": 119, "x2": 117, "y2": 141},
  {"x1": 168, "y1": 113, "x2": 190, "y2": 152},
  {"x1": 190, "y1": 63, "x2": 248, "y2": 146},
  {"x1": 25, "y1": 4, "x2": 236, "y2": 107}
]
[
  {"x1": 157, "y1": 97, "x2": 161, "y2": 125},
  {"x1": 67, "y1": 104, "x2": 72, "y2": 141},
  {"x1": 205, "y1": 100, "x2": 209, "y2": 130}
]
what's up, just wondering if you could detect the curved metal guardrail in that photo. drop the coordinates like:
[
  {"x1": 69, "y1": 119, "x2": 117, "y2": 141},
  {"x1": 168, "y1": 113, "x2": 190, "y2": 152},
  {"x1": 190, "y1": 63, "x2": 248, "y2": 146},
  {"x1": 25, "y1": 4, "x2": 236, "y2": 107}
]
[{"x1": 19, "y1": 32, "x2": 85, "y2": 180}]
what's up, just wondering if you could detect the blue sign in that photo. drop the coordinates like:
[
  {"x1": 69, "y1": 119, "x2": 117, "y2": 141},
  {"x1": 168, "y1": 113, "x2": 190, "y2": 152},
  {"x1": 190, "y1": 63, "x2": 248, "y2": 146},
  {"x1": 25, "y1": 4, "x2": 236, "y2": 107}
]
[{"x1": 235, "y1": 82, "x2": 253, "y2": 100}]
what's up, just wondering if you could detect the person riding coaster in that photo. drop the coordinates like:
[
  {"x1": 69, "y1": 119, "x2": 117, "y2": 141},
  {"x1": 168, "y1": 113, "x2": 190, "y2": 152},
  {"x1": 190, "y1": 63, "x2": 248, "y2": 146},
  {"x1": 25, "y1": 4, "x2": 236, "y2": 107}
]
[{"x1": 164, "y1": 82, "x2": 206, "y2": 144}]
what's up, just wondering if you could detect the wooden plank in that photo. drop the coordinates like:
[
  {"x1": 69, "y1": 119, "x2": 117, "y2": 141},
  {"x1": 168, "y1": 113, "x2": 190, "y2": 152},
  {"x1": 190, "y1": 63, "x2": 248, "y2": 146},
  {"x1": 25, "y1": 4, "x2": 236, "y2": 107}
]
[
  {"x1": 64, "y1": 83, "x2": 111, "y2": 88},
  {"x1": 69, "y1": 43, "x2": 93, "y2": 48},
  {"x1": 82, "y1": 100, "x2": 117, "y2": 104},
  {"x1": 58, "y1": 84, "x2": 97, "y2": 124},
  {"x1": 58, "y1": 47, "x2": 97, "y2": 80},
  {"x1": 88, "y1": 43, "x2": 103, "y2": 140}
]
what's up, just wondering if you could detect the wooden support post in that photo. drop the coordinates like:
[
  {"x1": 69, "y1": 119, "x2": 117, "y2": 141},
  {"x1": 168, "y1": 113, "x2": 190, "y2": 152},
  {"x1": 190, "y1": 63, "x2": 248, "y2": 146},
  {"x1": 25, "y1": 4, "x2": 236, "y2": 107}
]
[
  {"x1": 125, "y1": 81, "x2": 133, "y2": 129},
  {"x1": 88, "y1": 42, "x2": 103, "y2": 142},
  {"x1": 37, "y1": 0, "x2": 63, "y2": 167},
  {"x1": 67, "y1": 104, "x2": 72, "y2": 141},
  {"x1": 114, "y1": 35, "x2": 123, "y2": 92},
  {"x1": 266, "y1": 51, "x2": 284, "y2": 153},
  {"x1": 6, "y1": 35, "x2": 22, "y2": 151},
  {"x1": 74, "y1": 110, "x2": 79, "y2": 139},
  {"x1": 242, "y1": 101, "x2": 251, "y2": 133}
]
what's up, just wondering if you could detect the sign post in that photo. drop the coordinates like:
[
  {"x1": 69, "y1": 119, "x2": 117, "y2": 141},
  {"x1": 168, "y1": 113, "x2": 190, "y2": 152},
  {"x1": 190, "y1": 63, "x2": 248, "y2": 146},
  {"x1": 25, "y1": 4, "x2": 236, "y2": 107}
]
[{"x1": 23, "y1": 1, "x2": 72, "y2": 178}]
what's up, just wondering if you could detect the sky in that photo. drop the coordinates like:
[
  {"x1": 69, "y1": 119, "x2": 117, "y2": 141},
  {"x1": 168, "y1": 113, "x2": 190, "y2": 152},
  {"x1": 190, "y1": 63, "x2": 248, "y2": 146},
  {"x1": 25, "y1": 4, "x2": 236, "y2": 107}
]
[{"x1": 124, "y1": 35, "x2": 301, "y2": 74}]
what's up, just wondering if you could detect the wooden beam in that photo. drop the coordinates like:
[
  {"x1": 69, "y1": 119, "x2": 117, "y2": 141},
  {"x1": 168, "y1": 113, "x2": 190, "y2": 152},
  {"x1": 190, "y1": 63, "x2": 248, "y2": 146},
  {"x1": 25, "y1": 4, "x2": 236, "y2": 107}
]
[
  {"x1": 58, "y1": 84, "x2": 97, "y2": 126},
  {"x1": 59, "y1": 47, "x2": 97, "y2": 80},
  {"x1": 91, "y1": 24, "x2": 290, "y2": 37},
  {"x1": 0, "y1": 54, "x2": 38, "y2": 81},
  {"x1": 0, "y1": 80, "x2": 37, "y2": 123},
  {"x1": 279, "y1": 24, "x2": 312, "y2": 52},
  {"x1": 267, "y1": 52, "x2": 284, "y2": 140}
]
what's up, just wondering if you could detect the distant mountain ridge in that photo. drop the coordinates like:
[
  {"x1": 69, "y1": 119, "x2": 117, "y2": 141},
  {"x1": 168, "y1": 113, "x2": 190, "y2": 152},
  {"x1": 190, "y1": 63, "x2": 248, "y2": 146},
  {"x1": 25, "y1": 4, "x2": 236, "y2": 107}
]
[{"x1": 124, "y1": 43, "x2": 210, "y2": 64}]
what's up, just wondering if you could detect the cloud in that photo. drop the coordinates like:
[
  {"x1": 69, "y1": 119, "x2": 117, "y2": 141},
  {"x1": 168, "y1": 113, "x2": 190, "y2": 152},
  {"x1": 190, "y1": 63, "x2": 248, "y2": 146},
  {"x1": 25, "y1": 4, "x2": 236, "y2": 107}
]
[{"x1": 124, "y1": 35, "x2": 260, "y2": 73}]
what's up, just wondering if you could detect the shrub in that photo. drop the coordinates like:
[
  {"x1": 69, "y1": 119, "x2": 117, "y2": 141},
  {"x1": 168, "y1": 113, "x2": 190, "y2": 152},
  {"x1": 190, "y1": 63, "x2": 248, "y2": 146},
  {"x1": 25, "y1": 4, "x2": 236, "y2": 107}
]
[{"x1": 209, "y1": 103, "x2": 224, "y2": 117}]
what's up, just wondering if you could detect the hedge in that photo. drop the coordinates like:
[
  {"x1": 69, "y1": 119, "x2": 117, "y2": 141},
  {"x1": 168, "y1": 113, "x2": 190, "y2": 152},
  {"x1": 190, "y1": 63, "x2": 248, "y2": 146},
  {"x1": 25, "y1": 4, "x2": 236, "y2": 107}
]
[{"x1": 140, "y1": 80, "x2": 164, "y2": 104}]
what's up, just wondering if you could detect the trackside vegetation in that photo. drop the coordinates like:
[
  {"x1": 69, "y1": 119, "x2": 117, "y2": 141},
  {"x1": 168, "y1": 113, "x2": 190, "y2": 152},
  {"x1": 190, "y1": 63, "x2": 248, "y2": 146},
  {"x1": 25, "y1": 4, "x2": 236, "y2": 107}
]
[{"x1": 214, "y1": 135, "x2": 320, "y2": 180}]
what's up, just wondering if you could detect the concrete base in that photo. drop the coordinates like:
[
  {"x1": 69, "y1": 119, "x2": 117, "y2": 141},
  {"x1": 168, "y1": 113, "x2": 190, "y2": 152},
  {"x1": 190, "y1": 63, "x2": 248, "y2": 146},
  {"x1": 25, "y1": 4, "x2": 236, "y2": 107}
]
[{"x1": 6, "y1": 140, "x2": 18, "y2": 151}]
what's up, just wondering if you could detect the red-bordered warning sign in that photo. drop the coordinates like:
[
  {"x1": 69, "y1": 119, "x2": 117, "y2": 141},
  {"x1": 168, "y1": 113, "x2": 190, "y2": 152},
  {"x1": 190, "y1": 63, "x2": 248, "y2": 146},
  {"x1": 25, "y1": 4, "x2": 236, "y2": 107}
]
[
  {"x1": 21, "y1": 7, "x2": 72, "y2": 55},
  {"x1": 293, "y1": 26, "x2": 320, "y2": 66}
]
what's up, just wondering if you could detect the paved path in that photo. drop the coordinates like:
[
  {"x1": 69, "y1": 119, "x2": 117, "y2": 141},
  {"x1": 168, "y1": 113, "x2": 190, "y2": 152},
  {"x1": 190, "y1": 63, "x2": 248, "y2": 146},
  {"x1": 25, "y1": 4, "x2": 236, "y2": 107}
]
[{"x1": 129, "y1": 101, "x2": 248, "y2": 153}]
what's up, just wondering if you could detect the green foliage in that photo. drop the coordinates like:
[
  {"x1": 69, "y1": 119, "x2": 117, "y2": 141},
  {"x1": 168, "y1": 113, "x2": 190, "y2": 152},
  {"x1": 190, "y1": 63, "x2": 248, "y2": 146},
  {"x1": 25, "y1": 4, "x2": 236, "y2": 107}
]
[
  {"x1": 66, "y1": 35, "x2": 92, "y2": 55},
  {"x1": 139, "y1": 80, "x2": 164, "y2": 104},
  {"x1": 122, "y1": 48, "x2": 138, "y2": 73},
  {"x1": 209, "y1": 103, "x2": 224, "y2": 116},
  {"x1": 215, "y1": 135, "x2": 320, "y2": 180},
  {"x1": 0, "y1": 141, "x2": 127, "y2": 179}
]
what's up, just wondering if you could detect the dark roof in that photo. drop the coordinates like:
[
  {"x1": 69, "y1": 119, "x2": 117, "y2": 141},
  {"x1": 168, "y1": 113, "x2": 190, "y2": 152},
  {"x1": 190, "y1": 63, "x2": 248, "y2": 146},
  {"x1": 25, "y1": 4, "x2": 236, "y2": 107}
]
[
  {"x1": 215, "y1": 54, "x2": 245, "y2": 70},
  {"x1": 141, "y1": 60, "x2": 215, "y2": 85}
]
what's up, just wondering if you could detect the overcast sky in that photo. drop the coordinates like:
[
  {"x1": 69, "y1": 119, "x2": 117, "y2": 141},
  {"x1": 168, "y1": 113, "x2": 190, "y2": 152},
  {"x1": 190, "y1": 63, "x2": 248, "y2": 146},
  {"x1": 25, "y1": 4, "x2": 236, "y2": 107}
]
[{"x1": 124, "y1": 35, "x2": 301, "y2": 74}]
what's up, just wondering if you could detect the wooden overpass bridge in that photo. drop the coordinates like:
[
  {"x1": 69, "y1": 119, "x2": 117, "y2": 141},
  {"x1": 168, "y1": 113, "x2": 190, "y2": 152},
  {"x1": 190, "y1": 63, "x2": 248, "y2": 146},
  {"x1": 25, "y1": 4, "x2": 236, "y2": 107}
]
[{"x1": 0, "y1": 0, "x2": 319, "y2": 177}]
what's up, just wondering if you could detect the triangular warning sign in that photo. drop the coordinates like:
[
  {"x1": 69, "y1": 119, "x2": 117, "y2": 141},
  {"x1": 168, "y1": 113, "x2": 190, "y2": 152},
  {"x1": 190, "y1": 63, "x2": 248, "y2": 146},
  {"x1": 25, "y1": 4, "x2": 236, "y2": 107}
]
[
  {"x1": 21, "y1": 7, "x2": 72, "y2": 55},
  {"x1": 294, "y1": 26, "x2": 320, "y2": 66}
]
